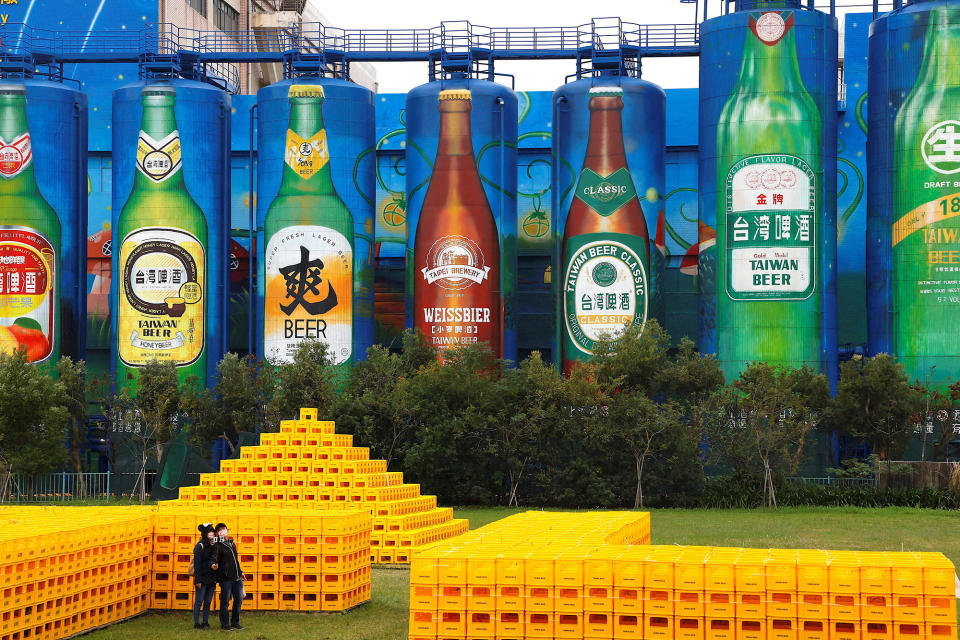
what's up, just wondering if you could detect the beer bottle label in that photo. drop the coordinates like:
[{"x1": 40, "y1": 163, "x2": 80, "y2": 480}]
[
  {"x1": 264, "y1": 225, "x2": 352, "y2": 365},
  {"x1": 573, "y1": 167, "x2": 638, "y2": 217},
  {"x1": 285, "y1": 128, "x2": 329, "y2": 180},
  {"x1": 118, "y1": 226, "x2": 205, "y2": 367},
  {"x1": 418, "y1": 234, "x2": 496, "y2": 350},
  {"x1": 724, "y1": 154, "x2": 816, "y2": 300},
  {"x1": 136, "y1": 131, "x2": 182, "y2": 183},
  {"x1": 0, "y1": 227, "x2": 55, "y2": 363},
  {"x1": 563, "y1": 233, "x2": 648, "y2": 356},
  {"x1": 0, "y1": 133, "x2": 32, "y2": 179}
]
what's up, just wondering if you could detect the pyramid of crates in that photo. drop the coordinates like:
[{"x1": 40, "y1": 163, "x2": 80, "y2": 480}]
[
  {"x1": 409, "y1": 511, "x2": 958, "y2": 640},
  {"x1": 170, "y1": 408, "x2": 469, "y2": 564}
]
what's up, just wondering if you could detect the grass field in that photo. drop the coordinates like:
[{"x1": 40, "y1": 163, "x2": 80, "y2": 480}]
[{"x1": 82, "y1": 506, "x2": 960, "y2": 640}]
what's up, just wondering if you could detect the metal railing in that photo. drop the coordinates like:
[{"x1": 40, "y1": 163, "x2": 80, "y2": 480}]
[
  {"x1": 1, "y1": 19, "x2": 701, "y2": 60},
  {"x1": 1, "y1": 472, "x2": 111, "y2": 503},
  {"x1": 785, "y1": 476, "x2": 878, "y2": 487}
]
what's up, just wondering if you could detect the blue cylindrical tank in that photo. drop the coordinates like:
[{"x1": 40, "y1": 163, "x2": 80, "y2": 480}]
[
  {"x1": 111, "y1": 80, "x2": 230, "y2": 389},
  {"x1": 552, "y1": 76, "x2": 665, "y2": 374},
  {"x1": 699, "y1": 5, "x2": 838, "y2": 386},
  {"x1": 0, "y1": 79, "x2": 87, "y2": 369},
  {"x1": 868, "y1": 0, "x2": 960, "y2": 390},
  {"x1": 405, "y1": 78, "x2": 518, "y2": 363},
  {"x1": 255, "y1": 78, "x2": 375, "y2": 370}
]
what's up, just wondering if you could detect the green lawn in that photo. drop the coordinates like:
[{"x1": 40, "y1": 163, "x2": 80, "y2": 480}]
[{"x1": 82, "y1": 507, "x2": 959, "y2": 640}]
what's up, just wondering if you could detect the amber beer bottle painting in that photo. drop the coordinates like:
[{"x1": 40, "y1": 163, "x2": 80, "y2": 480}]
[
  {"x1": 262, "y1": 84, "x2": 354, "y2": 371},
  {"x1": 414, "y1": 89, "x2": 501, "y2": 358},
  {"x1": 562, "y1": 87, "x2": 649, "y2": 375}
]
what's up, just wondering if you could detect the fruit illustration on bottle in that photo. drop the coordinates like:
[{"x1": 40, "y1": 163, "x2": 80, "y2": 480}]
[{"x1": 0, "y1": 85, "x2": 60, "y2": 367}]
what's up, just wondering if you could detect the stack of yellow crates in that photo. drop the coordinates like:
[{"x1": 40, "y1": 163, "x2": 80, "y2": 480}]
[
  {"x1": 149, "y1": 506, "x2": 371, "y2": 613},
  {"x1": 0, "y1": 506, "x2": 153, "y2": 640},
  {"x1": 409, "y1": 512, "x2": 958, "y2": 640},
  {"x1": 171, "y1": 408, "x2": 468, "y2": 563},
  {"x1": 409, "y1": 512, "x2": 651, "y2": 640}
]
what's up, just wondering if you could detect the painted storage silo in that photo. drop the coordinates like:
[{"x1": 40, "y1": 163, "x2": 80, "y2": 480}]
[
  {"x1": 699, "y1": 0, "x2": 838, "y2": 383},
  {"x1": 111, "y1": 81, "x2": 230, "y2": 389},
  {"x1": 868, "y1": 0, "x2": 960, "y2": 389},
  {"x1": 405, "y1": 79, "x2": 518, "y2": 362},
  {"x1": 0, "y1": 81, "x2": 87, "y2": 372},
  {"x1": 256, "y1": 79, "x2": 376, "y2": 373},
  {"x1": 553, "y1": 78, "x2": 666, "y2": 375}
]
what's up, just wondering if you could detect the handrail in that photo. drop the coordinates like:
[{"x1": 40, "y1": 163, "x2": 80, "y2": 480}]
[{"x1": 0, "y1": 18, "x2": 701, "y2": 62}]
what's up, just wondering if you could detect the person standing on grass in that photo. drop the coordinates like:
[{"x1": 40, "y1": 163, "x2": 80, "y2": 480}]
[
  {"x1": 212, "y1": 523, "x2": 245, "y2": 632},
  {"x1": 193, "y1": 523, "x2": 217, "y2": 629}
]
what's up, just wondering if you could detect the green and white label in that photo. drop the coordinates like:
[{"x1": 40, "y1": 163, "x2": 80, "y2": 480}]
[
  {"x1": 563, "y1": 236, "x2": 648, "y2": 356},
  {"x1": 724, "y1": 154, "x2": 816, "y2": 300},
  {"x1": 573, "y1": 167, "x2": 637, "y2": 217}
]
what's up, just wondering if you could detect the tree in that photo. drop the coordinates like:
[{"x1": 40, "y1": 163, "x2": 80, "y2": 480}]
[
  {"x1": 57, "y1": 357, "x2": 89, "y2": 486},
  {"x1": 589, "y1": 325, "x2": 723, "y2": 508},
  {"x1": 185, "y1": 354, "x2": 278, "y2": 455},
  {"x1": 492, "y1": 352, "x2": 568, "y2": 506},
  {"x1": 0, "y1": 349, "x2": 68, "y2": 497},
  {"x1": 268, "y1": 340, "x2": 338, "y2": 426},
  {"x1": 830, "y1": 354, "x2": 919, "y2": 464},
  {"x1": 125, "y1": 360, "x2": 182, "y2": 503},
  {"x1": 708, "y1": 362, "x2": 829, "y2": 507},
  {"x1": 334, "y1": 330, "x2": 434, "y2": 467}
]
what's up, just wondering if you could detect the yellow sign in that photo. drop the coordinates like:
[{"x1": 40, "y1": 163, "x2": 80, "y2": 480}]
[
  {"x1": 893, "y1": 191, "x2": 960, "y2": 246},
  {"x1": 285, "y1": 129, "x2": 328, "y2": 180}
]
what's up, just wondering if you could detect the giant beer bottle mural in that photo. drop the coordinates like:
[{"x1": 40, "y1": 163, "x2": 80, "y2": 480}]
[
  {"x1": 891, "y1": 6, "x2": 960, "y2": 388},
  {"x1": 562, "y1": 87, "x2": 650, "y2": 375},
  {"x1": 715, "y1": 10, "x2": 822, "y2": 379},
  {"x1": 116, "y1": 86, "x2": 207, "y2": 386},
  {"x1": 413, "y1": 89, "x2": 501, "y2": 358},
  {"x1": 0, "y1": 85, "x2": 60, "y2": 367},
  {"x1": 263, "y1": 85, "x2": 354, "y2": 370}
]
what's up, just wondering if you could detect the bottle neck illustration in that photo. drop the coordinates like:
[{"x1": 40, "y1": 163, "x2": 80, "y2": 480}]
[
  {"x1": 0, "y1": 92, "x2": 40, "y2": 197},
  {"x1": 134, "y1": 95, "x2": 186, "y2": 193},
  {"x1": 425, "y1": 97, "x2": 485, "y2": 209},
  {"x1": 436, "y1": 99, "x2": 475, "y2": 159},
  {"x1": 278, "y1": 97, "x2": 336, "y2": 197},
  {"x1": 737, "y1": 15, "x2": 804, "y2": 97},
  {"x1": 916, "y1": 7, "x2": 960, "y2": 91},
  {"x1": 583, "y1": 95, "x2": 628, "y2": 174}
]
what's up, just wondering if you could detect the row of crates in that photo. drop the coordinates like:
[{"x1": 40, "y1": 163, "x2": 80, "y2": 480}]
[
  {"x1": 409, "y1": 584, "x2": 958, "y2": 621},
  {"x1": 0, "y1": 507, "x2": 155, "y2": 639},
  {"x1": 199, "y1": 469, "x2": 401, "y2": 488},
  {"x1": 408, "y1": 512, "x2": 957, "y2": 640},
  {"x1": 0, "y1": 595, "x2": 150, "y2": 640},
  {"x1": 408, "y1": 611, "x2": 957, "y2": 640},
  {"x1": 148, "y1": 507, "x2": 372, "y2": 612},
  {"x1": 148, "y1": 584, "x2": 371, "y2": 612}
]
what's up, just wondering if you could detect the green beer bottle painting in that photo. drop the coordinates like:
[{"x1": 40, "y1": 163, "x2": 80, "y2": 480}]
[
  {"x1": 263, "y1": 85, "x2": 354, "y2": 370},
  {"x1": 116, "y1": 86, "x2": 207, "y2": 387},
  {"x1": 0, "y1": 85, "x2": 60, "y2": 368},
  {"x1": 893, "y1": 7, "x2": 960, "y2": 388},
  {"x1": 715, "y1": 11, "x2": 821, "y2": 380}
]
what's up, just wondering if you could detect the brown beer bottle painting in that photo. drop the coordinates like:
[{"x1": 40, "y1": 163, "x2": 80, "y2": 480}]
[
  {"x1": 562, "y1": 86, "x2": 650, "y2": 375},
  {"x1": 414, "y1": 89, "x2": 501, "y2": 359}
]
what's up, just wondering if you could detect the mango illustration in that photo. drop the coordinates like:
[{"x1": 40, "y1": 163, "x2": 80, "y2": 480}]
[{"x1": 6, "y1": 318, "x2": 50, "y2": 362}]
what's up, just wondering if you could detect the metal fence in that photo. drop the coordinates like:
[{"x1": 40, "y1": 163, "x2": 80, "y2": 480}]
[
  {"x1": 785, "y1": 476, "x2": 878, "y2": 487},
  {"x1": 1, "y1": 472, "x2": 112, "y2": 503}
]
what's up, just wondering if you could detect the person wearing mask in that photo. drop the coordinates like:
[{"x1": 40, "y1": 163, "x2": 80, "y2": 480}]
[
  {"x1": 211, "y1": 523, "x2": 245, "y2": 631},
  {"x1": 192, "y1": 523, "x2": 217, "y2": 629}
]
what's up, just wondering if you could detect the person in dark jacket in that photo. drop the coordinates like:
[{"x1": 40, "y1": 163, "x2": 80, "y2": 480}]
[
  {"x1": 211, "y1": 523, "x2": 245, "y2": 631},
  {"x1": 192, "y1": 523, "x2": 217, "y2": 629}
]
